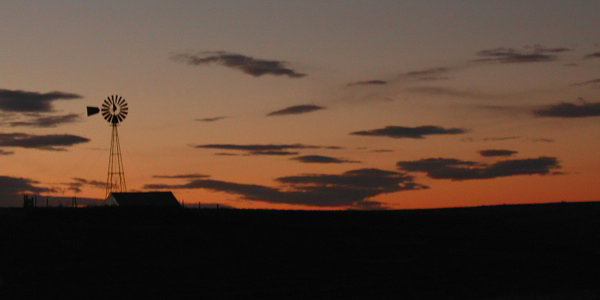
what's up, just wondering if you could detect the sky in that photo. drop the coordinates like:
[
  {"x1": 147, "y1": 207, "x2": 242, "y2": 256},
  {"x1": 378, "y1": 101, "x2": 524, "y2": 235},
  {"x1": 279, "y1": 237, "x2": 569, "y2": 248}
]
[{"x1": 1, "y1": 0, "x2": 599, "y2": 209}]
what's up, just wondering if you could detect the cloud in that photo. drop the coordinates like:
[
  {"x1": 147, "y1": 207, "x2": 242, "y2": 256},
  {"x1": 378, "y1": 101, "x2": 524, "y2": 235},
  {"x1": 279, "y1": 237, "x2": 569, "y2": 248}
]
[
  {"x1": 532, "y1": 138, "x2": 554, "y2": 143},
  {"x1": 479, "y1": 149, "x2": 518, "y2": 157},
  {"x1": 483, "y1": 136, "x2": 520, "y2": 141},
  {"x1": 0, "y1": 175, "x2": 51, "y2": 206},
  {"x1": 64, "y1": 177, "x2": 106, "y2": 193},
  {"x1": 0, "y1": 132, "x2": 90, "y2": 151},
  {"x1": 351, "y1": 125, "x2": 466, "y2": 139},
  {"x1": 583, "y1": 52, "x2": 600, "y2": 59},
  {"x1": 195, "y1": 143, "x2": 330, "y2": 156},
  {"x1": 474, "y1": 47, "x2": 561, "y2": 63},
  {"x1": 250, "y1": 150, "x2": 299, "y2": 156},
  {"x1": 397, "y1": 156, "x2": 560, "y2": 181},
  {"x1": 346, "y1": 80, "x2": 388, "y2": 87},
  {"x1": 196, "y1": 144, "x2": 318, "y2": 151},
  {"x1": 196, "y1": 116, "x2": 227, "y2": 122},
  {"x1": 172, "y1": 51, "x2": 306, "y2": 78},
  {"x1": 145, "y1": 168, "x2": 427, "y2": 208},
  {"x1": 7, "y1": 113, "x2": 80, "y2": 128},
  {"x1": 266, "y1": 104, "x2": 326, "y2": 116},
  {"x1": 0, "y1": 89, "x2": 82, "y2": 112},
  {"x1": 402, "y1": 67, "x2": 452, "y2": 81},
  {"x1": 0, "y1": 149, "x2": 13, "y2": 155},
  {"x1": 153, "y1": 174, "x2": 210, "y2": 179},
  {"x1": 405, "y1": 86, "x2": 495, "y2": 99},
  {"x1": 533, "y1": 101, "x2": 600, "y2": 118},
  {"x1": 528, "y1": 45, "x2": 572, "y2": 53},
  {"x1": 372, "y1": 149, "x2": 394, "y2": 153},
  {"x1": 573, "y1": 78, "x2": 600, "y2": 87},
  {"x1": 291, "y1": 155, "x2": 359, "y2": 164}
]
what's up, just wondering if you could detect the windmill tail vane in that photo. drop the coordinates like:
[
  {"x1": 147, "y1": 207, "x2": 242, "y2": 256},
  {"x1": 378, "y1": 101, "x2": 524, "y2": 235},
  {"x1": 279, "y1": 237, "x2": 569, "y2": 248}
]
[{"x1": 87, "y1": 95, "x2": 129, "y2": 197}]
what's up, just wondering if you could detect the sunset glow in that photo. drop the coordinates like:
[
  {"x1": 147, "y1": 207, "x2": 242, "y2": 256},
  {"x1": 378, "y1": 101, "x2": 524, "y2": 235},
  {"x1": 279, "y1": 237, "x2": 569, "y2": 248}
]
[{"x1": 1, "y1": 1, "x2": 599, "y2": 209}]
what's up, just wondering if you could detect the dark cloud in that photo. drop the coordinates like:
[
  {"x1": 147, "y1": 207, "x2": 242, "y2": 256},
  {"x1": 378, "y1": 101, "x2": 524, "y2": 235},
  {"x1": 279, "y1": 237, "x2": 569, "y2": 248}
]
[
  {"x1": 0, "y1": 133, "x2": 90, "y2": 151},
  {"x1": 250, "y1": 150, "x2": 299, "y2": 156},
  {"x1": 397, "y1": 156, "x2": 560, "y2": 181},
  {"x1": 153, "y1": 174, "x2": 209, "y2": 179},
  {"x1": 8, "y1": 113, "x2": 80, "y2": 128},
  {"x1": 64, "y1": 178, "x2": 106, "y2": 193},
  {"x1": 172, "y1": 51, "x2": 306, "y2": 78},
  {"x1": 351, "y1": 125, "x2": 466, "y2": 139},
  {"x1": 196, "y1": 116, "x2": 227, "y2": 122},
  {"x1": 0, "y1": 89, "x2": 82, "y2": 113},
  {"x1": 474, "y1": 47, "x2": 561, "y2": 63},
  {"x1": 479, "y1": 149, "x2": 518, "y2": 157},
  {"x1": 291, "y1": 155, "x2": 359, "y2": 164},
  {"x1": 583, "y1": 52, "x2": 600, "y2": 59},
  {"x1": 145, "y1": 168, "x2": 427, "y2": 208},
  {"x1": 0, "y1": 176, "x2": 51, "y2": 206},
  {"x1": 533, "y1": 101, "x2": 600, "y2": 118},
  {"x1": 266, "y1": 105, "x2": 326, "y2": 116},
  {"x1": 0, "y1": 149, "x2": 14, "y2": 155},
  {"x1": 346, "y1": 80, "x2": 388, "y2": 87}
]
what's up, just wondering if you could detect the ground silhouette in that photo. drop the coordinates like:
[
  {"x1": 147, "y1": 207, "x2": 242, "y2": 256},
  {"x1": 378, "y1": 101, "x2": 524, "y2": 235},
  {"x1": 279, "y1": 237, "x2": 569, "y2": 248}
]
[{"x1": 1, "y1": 202, "x2": 600, "y2": 299}]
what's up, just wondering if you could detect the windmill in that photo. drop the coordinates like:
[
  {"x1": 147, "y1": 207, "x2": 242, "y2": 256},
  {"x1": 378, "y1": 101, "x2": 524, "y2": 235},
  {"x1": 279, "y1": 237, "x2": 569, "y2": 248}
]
[{"x1": 87, "y1": 95, "x2": 129, "y2": 197}]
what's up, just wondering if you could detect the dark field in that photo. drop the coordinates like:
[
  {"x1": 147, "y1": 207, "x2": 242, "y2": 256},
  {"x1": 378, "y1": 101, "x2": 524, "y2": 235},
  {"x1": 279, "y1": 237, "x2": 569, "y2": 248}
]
[{"x1": 2, "y1": 202, "x2": 600, "y2": 299}]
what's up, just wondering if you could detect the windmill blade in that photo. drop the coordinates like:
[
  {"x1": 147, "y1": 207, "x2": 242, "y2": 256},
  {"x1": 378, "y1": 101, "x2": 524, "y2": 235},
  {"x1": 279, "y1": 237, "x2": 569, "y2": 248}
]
[{"x1": 87, "y1": 106, "x2": 100, "y2": 117}]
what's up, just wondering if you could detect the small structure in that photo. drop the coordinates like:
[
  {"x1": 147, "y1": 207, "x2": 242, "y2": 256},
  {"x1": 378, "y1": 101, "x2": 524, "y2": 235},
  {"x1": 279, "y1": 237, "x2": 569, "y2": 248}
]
[{"x1": 105, "y1": 192, "x2": 180, "y2": 207}]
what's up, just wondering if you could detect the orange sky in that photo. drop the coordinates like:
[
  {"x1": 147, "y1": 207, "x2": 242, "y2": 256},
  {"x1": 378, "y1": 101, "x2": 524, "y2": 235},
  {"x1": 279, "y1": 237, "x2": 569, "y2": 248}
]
[{"x1": 1, "y1": 1, "x2": 599, "y2": 208}]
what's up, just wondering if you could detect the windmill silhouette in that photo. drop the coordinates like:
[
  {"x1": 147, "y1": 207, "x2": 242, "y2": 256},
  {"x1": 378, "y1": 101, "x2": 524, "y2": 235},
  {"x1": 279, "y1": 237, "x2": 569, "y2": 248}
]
[{"x1": 87, "y1": 95, "x2": 129, "y2": 197}]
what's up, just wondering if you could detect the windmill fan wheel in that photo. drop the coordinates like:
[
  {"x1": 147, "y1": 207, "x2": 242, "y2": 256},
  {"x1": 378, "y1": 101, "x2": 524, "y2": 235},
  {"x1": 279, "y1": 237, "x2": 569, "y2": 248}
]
[{"x1": 101, "y1": 95, "x2": 128, "y2": 124}]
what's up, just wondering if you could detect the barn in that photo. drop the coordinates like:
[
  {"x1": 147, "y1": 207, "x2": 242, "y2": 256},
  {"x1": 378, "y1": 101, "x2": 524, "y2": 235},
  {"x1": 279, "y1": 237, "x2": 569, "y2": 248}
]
[{"x1": 105, "y1": 192, "x2": 180, "y2": 207}]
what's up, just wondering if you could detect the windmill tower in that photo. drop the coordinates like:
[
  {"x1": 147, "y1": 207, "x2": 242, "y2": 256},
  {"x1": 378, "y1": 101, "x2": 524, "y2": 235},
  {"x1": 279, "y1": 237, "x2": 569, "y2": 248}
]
[{"x1": 87, "y1": 95, "x2": 129, "y2": 197}]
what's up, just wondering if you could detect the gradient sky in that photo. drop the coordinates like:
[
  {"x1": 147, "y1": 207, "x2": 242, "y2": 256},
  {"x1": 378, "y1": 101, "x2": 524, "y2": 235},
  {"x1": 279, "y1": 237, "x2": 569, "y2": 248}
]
[{"x1": 1, "y1": 0, "x2": 599, "y2": 208}]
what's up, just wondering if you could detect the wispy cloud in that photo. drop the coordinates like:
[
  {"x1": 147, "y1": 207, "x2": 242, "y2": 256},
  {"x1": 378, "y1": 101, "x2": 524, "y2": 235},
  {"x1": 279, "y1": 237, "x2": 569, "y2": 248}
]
[
  {"x1": 196, "y1": 116, "x2": 227, "y2": 122},
  {"x1": 397, "y1": 157, "x2": 560, "y2": 181},
  {"x1": 194, "y1": 143, "x2": 339, "y2": 156},
  {"x1": 0, "y1": 132, "x2": 90, "y2": 151},
  {"x1": 145, "y1": 168, "x2": 426, "y2": 208},
  {"x1": 346, "y1": 80, "x2": 388, "y2": 87},
  {"x1": 402, "y1": 67, "x2": 452, "y2": 81},
  {"x1": 291, "y1": 155, "x2": 359, "y2": 164},
  {"x1": 405, "y1": 86, "x2": 497, "y2": 99},
  {"x1": 533, "y1": 101, "x2": 600, "y2": 118},
  {"x1": 267, "y1": 104, "x2": 326, "y2": 116},
  {"x1": 351, "y1": 125, "x2": 466, "y2": 139},
  {"x1": 573, "y1": 78, "x2": 600, "y2": 87},
  {"x1": 583, "y1": 52, "x2": 600, "y2": 59},
  {"x1": 153, "y1": 174, "x2": 209, "y2": 179},
  {"x1": 0, "y1": 89, "x2": 82, "y2": 113},
  {"x1": 483, "y1": 136, "x2": 520, "y2": 141},
  {"x1": 0, "y1": 149, "x2": 14, "y2": 155},
  {"x1": 172, "y1": 51, "x2": 306, "y2": 78},
  {"x1": 473, "y1": 46, "x2": 570, "y2": 64},
  {"x1": 7, "y1": 113, "x2": 80, "y2": 128}
]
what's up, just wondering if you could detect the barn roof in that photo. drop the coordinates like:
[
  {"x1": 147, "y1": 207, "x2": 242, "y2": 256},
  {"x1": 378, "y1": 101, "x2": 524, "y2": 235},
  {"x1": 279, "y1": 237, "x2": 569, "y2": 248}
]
[{"x1": 106, "y1": 192, "x2": 180, "y2": 207}]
